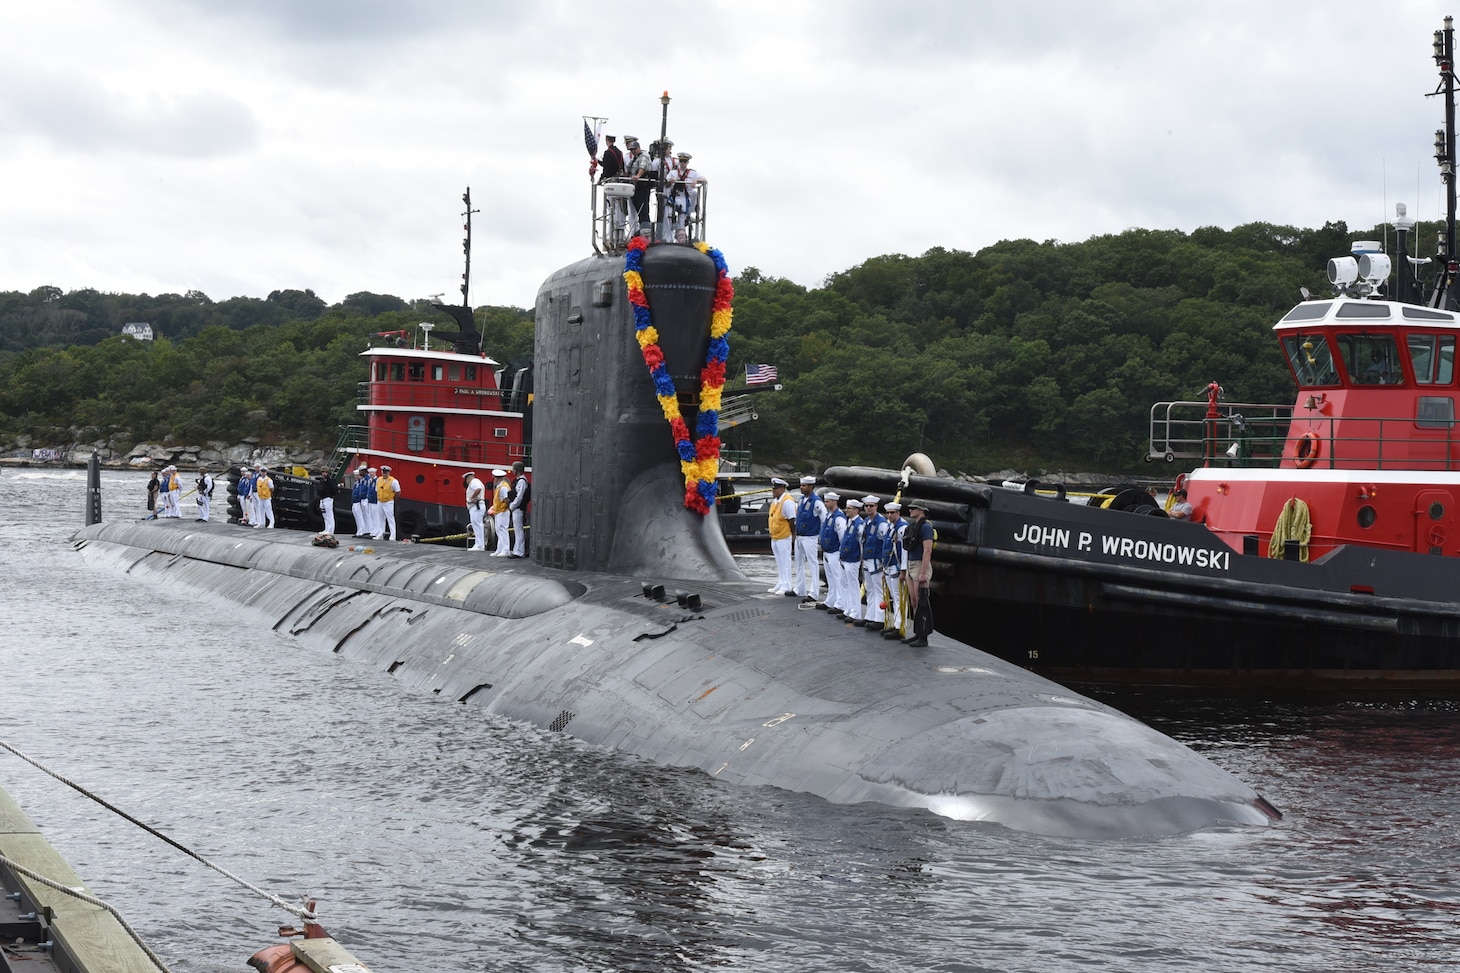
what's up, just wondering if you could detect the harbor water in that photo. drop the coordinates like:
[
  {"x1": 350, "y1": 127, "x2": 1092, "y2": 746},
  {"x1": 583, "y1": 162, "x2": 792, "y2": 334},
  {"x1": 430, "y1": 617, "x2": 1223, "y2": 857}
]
[{"x1": 3, "y1": 469, "x2": 1459, "y2": 972}]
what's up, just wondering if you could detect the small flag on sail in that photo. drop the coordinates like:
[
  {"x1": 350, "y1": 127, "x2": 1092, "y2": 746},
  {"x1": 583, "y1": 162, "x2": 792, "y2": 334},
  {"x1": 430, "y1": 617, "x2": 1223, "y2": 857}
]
[{"x1": 745, "y1": 363, "x2": 778, "y2": 385}]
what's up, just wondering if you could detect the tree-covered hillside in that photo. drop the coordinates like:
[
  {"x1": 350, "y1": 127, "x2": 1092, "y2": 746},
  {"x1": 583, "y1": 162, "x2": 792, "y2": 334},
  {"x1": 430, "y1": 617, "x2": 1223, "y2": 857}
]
[{"x1": 0, "y1": 218, "x2": 1412, "y2": 471}]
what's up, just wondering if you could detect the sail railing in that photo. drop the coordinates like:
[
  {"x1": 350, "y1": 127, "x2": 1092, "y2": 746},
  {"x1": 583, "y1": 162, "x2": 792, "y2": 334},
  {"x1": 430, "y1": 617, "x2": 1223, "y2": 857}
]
[
  {"x1": 593, "y1": 178, "x2": 639, "y2": 254},
  {"x1": 591, "y1": 178, "x2": 708, "y2": 254}
]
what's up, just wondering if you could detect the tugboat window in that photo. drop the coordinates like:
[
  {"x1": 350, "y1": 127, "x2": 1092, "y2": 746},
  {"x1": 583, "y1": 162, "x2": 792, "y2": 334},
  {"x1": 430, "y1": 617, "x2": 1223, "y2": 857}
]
[
  {"x1": 432, "y1": 365, "x2": 444, "y2": 381},
  {"x1": 390, "y1": 362, "x2": 405, "y2": 382},
  {"x1": 1416, "y1": 396, "x2": 1456, "y2": 429},
  {"x1": 1336, "y1": 303, "x2": 1392, "y2": 319},
  {"x1": 1407, "y1": 335, "x2": 1454, "y2": 384},
  {"x1": 427, "y1": 415, "x2": 445, "y2": 451},
  {"x1": 465, "y1": 365, "x2": 478, "y2": 381},
  {"x1": 1357, "y1": 505, "x2": 1377, "y2": 528},
  {"x1": 1281, "y1": 302, "x2": 1332, "y2": 321},
  {"x1": 1336, "y1": 333, "x2": 1401, "y2": 385},
  {"x1": 1430, "y1": 502, "x2": 1446, "y2": 520},
  {"x1": 408, "y1": 362, "x2": 425, "y2": 382},
  {"x1": 375, "y1": 363, "x2": 387, "y2": 381},
  {"x1": 1282, "y1": 334, "x2": 1340, "y2": 387},
  {"x1": 448, "y1": 364, "x2": 460, "y2": 381}
]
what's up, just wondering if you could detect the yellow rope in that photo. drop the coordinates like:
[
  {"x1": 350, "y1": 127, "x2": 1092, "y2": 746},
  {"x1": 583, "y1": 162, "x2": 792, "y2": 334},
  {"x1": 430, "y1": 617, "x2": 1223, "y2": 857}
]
[{"x1": 1268, "y1": 498, "x2": 1312, "y2": 562}]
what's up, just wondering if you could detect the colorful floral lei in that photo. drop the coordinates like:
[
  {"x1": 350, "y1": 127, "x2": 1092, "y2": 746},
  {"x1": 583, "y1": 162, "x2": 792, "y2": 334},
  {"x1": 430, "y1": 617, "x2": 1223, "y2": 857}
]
[{"x1": 623, "y1": 236, "x2": 734, "y2": 514}]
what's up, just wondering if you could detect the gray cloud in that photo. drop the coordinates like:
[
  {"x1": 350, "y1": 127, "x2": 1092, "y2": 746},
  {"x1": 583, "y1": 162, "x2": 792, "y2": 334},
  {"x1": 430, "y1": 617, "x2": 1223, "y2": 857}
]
[{"x1": 0, "y1": 70, "x2": 257, "y2": 157}]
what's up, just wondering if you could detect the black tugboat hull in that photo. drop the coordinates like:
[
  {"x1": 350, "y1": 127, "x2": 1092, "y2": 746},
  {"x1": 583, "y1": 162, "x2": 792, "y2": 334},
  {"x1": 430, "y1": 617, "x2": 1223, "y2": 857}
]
[{"x1": 822, "y1": 466, "x2": 1460, "y2": 691}]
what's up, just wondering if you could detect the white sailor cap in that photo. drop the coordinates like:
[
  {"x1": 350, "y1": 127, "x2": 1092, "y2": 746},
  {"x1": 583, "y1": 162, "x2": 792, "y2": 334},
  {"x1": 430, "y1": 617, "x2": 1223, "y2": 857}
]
[
  {"x1": 799, "y1": 475, "x2": 816, "y2": 485},
  {"x1": 356, "y1": 465, "x2": 367, "y2": 473},
  {"x1": 884, "y1": 501, "x2": 902, "y2": 511},
  {"x1": 823, "y1": 492, "x2": 839, "y2": 501},
  {"x1": 845, "y1": 498, "x2": 862, "y2": 508},
  {"x1": 492, "y1": 468, "x2": 508, "y2": 476},
  {"x1": 770, "y1": 477, "x2": 788, "y2": 487},
  {"x1": 862, "y1": 495, "x2": 880, "y2": 506},
  {"x1": 367, "y1": 466, "x2": 377, "y2": 473},
  {"x1": 462, "y1": 470, "x2": 475, "y2": 480}
]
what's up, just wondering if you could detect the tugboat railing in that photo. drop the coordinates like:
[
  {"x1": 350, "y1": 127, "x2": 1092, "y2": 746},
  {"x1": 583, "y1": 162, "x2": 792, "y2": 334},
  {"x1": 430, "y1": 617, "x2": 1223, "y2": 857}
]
[
  {"x1": 328, "y1": 424, "x2": 529, "y2": 471},
  {"x1": 355, "y1": 381, "x2": 529, "y2": 413},
  {"x1": 1148, "y1": 400, "x2": 1294, "y2": 466},
  {"x1": 1149, "y1": 400, "x2": 1460, "y2": 469}
]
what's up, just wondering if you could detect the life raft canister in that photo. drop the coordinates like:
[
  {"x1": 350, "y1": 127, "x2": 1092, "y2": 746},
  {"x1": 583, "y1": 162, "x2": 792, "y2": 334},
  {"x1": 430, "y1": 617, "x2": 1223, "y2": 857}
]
[{"x1": 1294, "y1": 432, "x2": 1322, "y2": 468}]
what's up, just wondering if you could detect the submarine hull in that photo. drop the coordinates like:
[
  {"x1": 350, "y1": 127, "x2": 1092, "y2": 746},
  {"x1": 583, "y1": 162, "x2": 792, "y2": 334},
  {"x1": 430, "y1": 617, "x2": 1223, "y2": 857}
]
[{"x1": 74, "y1": 518, "x2": 1274, "y2": 838}]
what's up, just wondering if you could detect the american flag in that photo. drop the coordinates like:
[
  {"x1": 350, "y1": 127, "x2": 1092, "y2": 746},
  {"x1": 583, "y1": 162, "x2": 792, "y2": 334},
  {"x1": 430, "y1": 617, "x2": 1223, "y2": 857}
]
[
  {"x1": 745, "y1": 363, "x2": 778, "y2": 385},
  {"x1": 582, "y1": 118, "x2": 601, "y2": 157}
]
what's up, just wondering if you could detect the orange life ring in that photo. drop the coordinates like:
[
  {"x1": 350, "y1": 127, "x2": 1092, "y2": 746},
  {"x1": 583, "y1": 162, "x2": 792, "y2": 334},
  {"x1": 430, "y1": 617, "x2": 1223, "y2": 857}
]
[{"x1": 1294, "y1": 432, "x2": 1321, "y2": 468}]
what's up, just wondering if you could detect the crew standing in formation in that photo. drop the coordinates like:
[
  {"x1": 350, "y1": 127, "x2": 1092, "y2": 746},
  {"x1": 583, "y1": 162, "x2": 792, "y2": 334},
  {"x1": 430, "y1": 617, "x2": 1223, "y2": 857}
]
[{"x1": 755, "y1": 479, "x2": 929, "y2": 645}]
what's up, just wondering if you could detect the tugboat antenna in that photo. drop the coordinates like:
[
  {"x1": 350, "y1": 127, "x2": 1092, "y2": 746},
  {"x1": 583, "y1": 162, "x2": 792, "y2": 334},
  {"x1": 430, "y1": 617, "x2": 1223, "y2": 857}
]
[
  {"x1": 1430, "y1": 17, "x2": 1457, "y2": 308},
  {"x1": 461, "y1": 187, "x2": 480, "y2": 307}
]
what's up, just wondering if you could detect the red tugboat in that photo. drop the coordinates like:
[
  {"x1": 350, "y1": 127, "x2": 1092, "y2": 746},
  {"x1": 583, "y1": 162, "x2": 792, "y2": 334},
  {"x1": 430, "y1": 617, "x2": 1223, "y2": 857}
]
[
  {"x1": 229, "y1": 189, "x2": 534, "y2": 542},
  {"x1": 824, "y1": 18, "x2": 1460, "y2": 690}
]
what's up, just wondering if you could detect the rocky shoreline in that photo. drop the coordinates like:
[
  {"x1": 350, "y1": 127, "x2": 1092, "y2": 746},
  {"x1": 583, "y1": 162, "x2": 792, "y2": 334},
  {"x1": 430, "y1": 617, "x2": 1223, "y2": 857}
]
[{"x1": 0, "y1": 438, "x2": 329, "y2": 472}]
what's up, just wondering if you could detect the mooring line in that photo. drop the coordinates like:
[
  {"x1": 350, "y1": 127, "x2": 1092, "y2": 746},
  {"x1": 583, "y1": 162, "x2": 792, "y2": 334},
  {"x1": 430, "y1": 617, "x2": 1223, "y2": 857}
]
[
  {"x1": 0, "y1": 739, "x2": 315, "y2": 920},
  {"x1": 0, "y1": 852, "x2": 174, "y2": 973}
]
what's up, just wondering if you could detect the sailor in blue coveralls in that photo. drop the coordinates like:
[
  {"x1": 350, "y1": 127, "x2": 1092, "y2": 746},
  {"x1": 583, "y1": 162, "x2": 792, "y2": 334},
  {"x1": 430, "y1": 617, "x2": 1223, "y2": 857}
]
[
  {"x1": 860, "y1": 496, "x2": 888, "y2": 631},
  {"x1": 792, "y1": 475, "x2": 826, "y2": 603},
  {"x1": 880, "y1": 502, "x2": 909, "y2": 638},
  {"x1": 836, "y1": 498, "x2": 865, "y2": 623},
  {"x1": 816, "y1": 492, "x2": 847, "y2": 611}
]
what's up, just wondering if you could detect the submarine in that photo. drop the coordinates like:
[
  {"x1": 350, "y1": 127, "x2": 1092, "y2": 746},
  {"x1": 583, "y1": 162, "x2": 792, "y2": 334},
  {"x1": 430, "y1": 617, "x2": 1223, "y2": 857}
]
[{"x1": 73, "y1": 188, "x2": 1279, "y2": 839}]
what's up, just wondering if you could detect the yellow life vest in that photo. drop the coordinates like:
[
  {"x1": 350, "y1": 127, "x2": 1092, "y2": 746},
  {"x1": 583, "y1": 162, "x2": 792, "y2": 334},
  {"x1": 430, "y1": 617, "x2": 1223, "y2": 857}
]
[
  {"x1": 256, "y1": 476, "x2": 273, "y2": 500},
  {"x1": 489, "y1": 481, "x2": 510, "y2": 515},
  {"x1": 376, "y1": 477, "x2": 397, "y2": 502},
  {"x1": 767, "y1": 493, "x2": 792, "y2": 540}
]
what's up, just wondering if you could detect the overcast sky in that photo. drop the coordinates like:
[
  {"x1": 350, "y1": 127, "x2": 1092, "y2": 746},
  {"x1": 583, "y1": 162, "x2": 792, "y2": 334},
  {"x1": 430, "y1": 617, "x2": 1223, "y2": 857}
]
[{"x1": 0, "y1": 1, "x2": 1451, "y2": 311}]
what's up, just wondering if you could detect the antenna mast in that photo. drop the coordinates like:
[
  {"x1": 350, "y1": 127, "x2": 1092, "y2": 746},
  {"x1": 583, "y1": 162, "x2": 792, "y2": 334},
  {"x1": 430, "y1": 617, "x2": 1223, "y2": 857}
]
[
  {"x1": 461, "y1": 188, "x2": 480, "y2": 307},
  {"x1": 1430, "y1": 17, "x2": 1457, "y2": 308}
]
